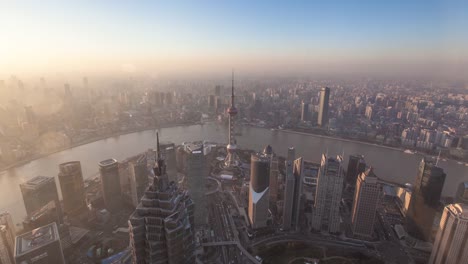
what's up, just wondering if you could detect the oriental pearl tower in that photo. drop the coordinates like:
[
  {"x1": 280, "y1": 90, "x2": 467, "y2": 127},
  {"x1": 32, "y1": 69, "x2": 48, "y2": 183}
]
[{"x1": 224, "y1": 71, "x2": 240, "y2": 168}]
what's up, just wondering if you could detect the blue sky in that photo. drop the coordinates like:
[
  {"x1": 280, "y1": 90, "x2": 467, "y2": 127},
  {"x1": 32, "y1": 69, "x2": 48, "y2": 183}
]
[{"x1": 0, "y1": 0, "x2": 467, "y2": 76}]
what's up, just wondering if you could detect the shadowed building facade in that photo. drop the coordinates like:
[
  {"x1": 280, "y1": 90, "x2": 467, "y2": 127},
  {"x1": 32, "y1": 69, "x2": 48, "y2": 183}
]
[
  {"x1": 406, "y1": 158, "x2": 446, "y2": 241},
  {"x1": 351, "y1": 168, "x2": 380, "y2": 239},
  {"x1": 184, "y1": 142, "x2": 207, "y2": 227},
  {"x1": 249, "y1": 153, "x2": 270, "y2": 229},
  {"x1": 311, "y1": 154, "x2": 344, "y2": 233},
  {"x1": 345, "y1": 155, "x2": 366, "y2": 186},
  {"x1": 99, "y1": 159, "x2": 122, "y2": 212},
  {"x1": 129, "y1": 155, "x2": 148, "y2": 208},
  {"x1": 58, "y1": 161, "x2": 86, "y2": 214},
  {"x1": 20, "y1": 176, "x2": 63, "y2": 224}
]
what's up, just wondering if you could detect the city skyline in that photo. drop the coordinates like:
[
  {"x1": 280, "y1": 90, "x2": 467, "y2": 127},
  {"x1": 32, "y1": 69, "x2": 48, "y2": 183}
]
[
  {"x1": 1, "y1": 1, "x2": 467, "y2": 78},
  {"x1": 0, "y1": 1, "x2": 468, "y2": 262}
]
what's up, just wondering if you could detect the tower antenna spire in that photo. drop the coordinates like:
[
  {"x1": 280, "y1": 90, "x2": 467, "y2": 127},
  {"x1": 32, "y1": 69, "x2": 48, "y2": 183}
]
[
  {"x1": 224, "y1": 70, "x2": 240, "y2": 168},
  {"x1": 231, "y1": 69, "x2": 235, "y2": 106}
]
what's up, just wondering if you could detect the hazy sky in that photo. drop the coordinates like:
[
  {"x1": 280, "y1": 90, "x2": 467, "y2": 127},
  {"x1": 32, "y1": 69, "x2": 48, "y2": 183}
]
[{"x1": 1, "y1": 0, "x2": 467, "y2": 78}]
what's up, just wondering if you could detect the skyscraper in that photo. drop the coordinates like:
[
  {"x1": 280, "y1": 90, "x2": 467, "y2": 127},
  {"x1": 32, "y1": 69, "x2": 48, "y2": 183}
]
[
  {"x1": 283, "y1": 157, "x2": 304, "y2": 232},
  {"x1": 0, "y1": 212, "x2": 15, "y2": 264},
  {"x1": 287, "y1": 147, "x2": 296, "y2": 162},
  {"x1": 15, "y1": 222, "x2": 65, "y2": 264},
  {"x1": 128, "y1": 155, "x2": 148, "y2": 208},
  {"x1": 311, "y1": 154, "x2": 344, "y2": 233},
  {"x1": 345, "y1": 155, "x2": 366, "y2": 186},
  {"x1": 224, "y1": 71, "x2": 240, "y2": 168},
  {"x1": 291, "y1": 157, "x2": 305, "y2": 230},
  {"x1": 58, "y1": 161, "x2": 86, "y2": 214},
  {"x1": 317, "y1": 87, "x2": 330, "y2": 127},
  {"x1": 128, "y1": 133, "x2": 195, "y2": 264},
  {"x1": 208, "y1": 94, "x2": 215, "y2": 108},
  {"x1": 351, "y1": 168, "x2": 380, "y2": 239},
  {"x1": 158, "y1": 142, "x2": 177, "y2": 183},
  {"x1": 99, "y1": 159, "x2": 122, "y2": 212},
  {"x1": 406, "y1": 158, "x2": 446, "y2": 241},
  {"x1": 283, "y1": 160, "x2": 295, "y2": 230},
  {"x1": 249, "y1": 153, "x2": 270, "y2": 229},
  {"x1": 456, "y1": 182, "x2": 468, "y2": 204},
  {"x1": 214, "y1": 85, "x2": 221, "y2": 96},
  {"x1": 429, "y1": 203, "x2": 468, "y2": 264},
  {"x1": 184, "y1": 142, "x2": 207, "y2": 227},
  {"x1": 20, "y1": 176, "x2": 62, "y2": 221},
  {"x1": 301, "y1": 101, "x2": 310, "y2": 122},
  {"x1": 263, "y1": 145, "x2": 279, "y2": 206}
]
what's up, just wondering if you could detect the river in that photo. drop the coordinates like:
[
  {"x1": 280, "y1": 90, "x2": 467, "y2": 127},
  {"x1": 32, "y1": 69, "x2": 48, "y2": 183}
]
[{"x1": 1, "y1": 123, "x2": 467, "y2": 225}]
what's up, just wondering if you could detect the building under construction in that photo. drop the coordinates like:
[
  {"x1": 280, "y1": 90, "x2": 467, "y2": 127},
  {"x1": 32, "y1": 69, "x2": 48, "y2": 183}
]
[{"x1": 128, "y1": 134, "x2": 195, "y2": 264}]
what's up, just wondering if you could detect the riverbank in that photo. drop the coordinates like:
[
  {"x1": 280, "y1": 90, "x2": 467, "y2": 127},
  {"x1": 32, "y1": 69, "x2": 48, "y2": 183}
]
[
  {"x1": 277, "y1": 129, "x2": 403, "y2": 152},
  {"x1": 0, "y1": 122, "x2": 196, "y2": 172},
  {"x1": 272, "y1": 128, "x2": 468, "y2": 163}
]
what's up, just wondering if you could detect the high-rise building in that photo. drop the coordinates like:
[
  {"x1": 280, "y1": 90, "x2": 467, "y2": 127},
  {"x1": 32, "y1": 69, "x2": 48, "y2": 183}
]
[
  {"x1": 345, "y1": 155, "x2": 366, "y2": 186},
  {"x1": 208, "y1": 94, "x2": 215, "y2": 108},
  {"x1": 224, "y1": 71, "x2": 241, "y2": 168},
  {"x1": 287, "y1": 147, "x2": 296, "y2": 162},
  {"x1": 165, "y1": 92, "x2": 173, "y2": 104},
  {"x1": 24, "y1": 106, "x2": 36, "y2": 124},
  {"x1": 129, "y1": 155, "x2": 148, "y2": 208},
  {"x1": 14, "y1": 222, "x2": 65, "y2": 264},
  {"x1": 249, "y1": 153, "x2": 270, "y2": 229},
  {"x1": 351, "y1": 168, "x2": 381, "y2": 239},
  {"x1": 20, "y1": 176, "x2": 62, "y2": 221},
  {"x1": 283, "y1": 157, "x2": 303, "y2": 230},
  {"x1": 184, "y1": 143, "x2": 207, "y2": 227},
  {"x1": 128, "y1": 134, "x2": 195, "y2": 264},
  {"x1": 158, "y1": 142, "x2": 177, "y2": 183},
  {"x1": 0, "y1": 212, "x2": 15, "y2": 264},
  {"x1": 406, "y1": 158, "x2": 446, "y2": 241},
  {"x1": 301, "y1": 101, "x2": 310, "y2": 122},
  {"x1": 58, "y1": 161, "x2": 86, "y2": 214},
  {"x1": 456, "y1": 182, "x2": 468, "y2": 204},
  {"x1": 283, "y1": 161, "x2": 295, "y2": 230},
  {"x1": 311, "y1": 154, "x2": 344, "y2": 233},
  {"x1": 99, "y1": 159, "x2": 122, "y2": 212},
  {"x1": 291, "y1": 158, "x2": 305, "y2": 231},
  {"x1": 263, "y1": 145, "x2": 279, "y2": 206},
  {"x1": 317, "y1": 87, "x2": 330, "y2": 127},
  {"x1": 214, "y1": 85, "x2": 221, "y2": 96},
  {"x1": 429, "y1": 203, "x2": 468, "y2": 264}
]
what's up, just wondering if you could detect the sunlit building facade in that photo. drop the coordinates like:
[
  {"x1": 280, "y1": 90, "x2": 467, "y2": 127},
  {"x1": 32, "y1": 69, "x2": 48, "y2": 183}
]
[{"x1": 429, "y1": 203, "x2": 468, "y2": 264}]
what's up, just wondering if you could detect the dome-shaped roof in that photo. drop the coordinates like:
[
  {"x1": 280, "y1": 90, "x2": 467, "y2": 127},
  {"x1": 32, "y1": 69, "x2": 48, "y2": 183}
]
[{"x1": 263, "y1": 145, "x2": 273, "y2": 155}]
